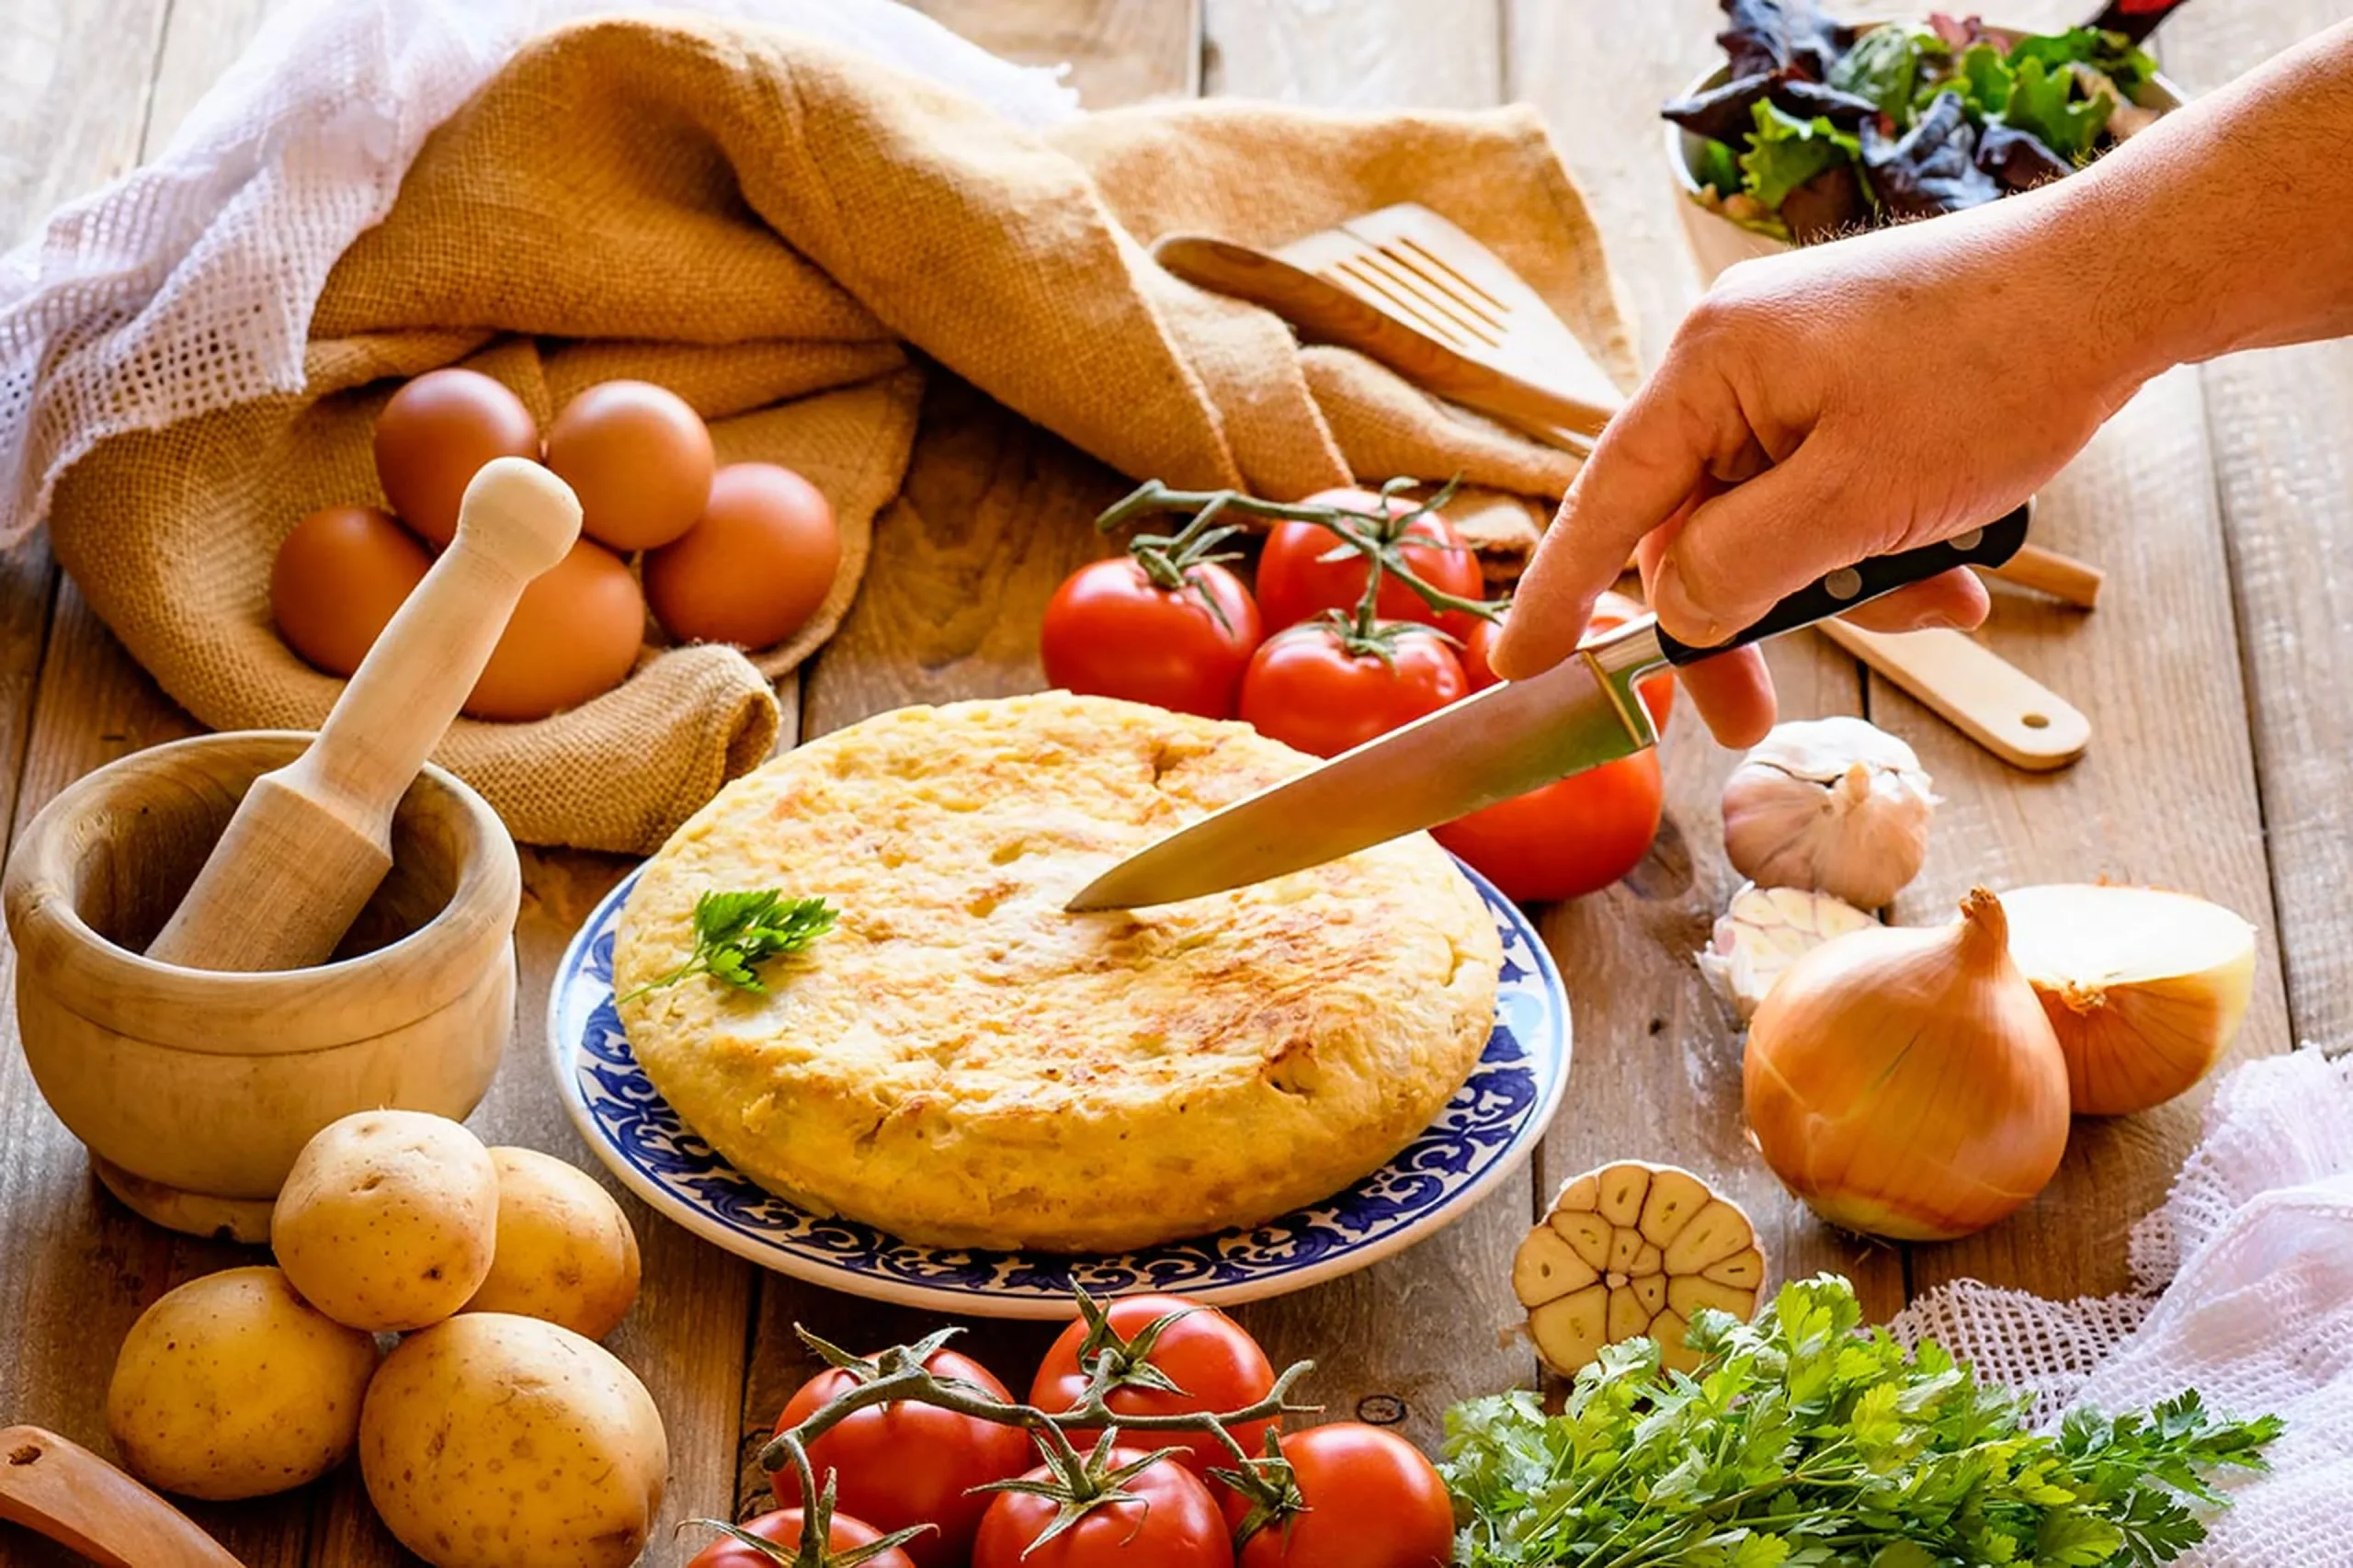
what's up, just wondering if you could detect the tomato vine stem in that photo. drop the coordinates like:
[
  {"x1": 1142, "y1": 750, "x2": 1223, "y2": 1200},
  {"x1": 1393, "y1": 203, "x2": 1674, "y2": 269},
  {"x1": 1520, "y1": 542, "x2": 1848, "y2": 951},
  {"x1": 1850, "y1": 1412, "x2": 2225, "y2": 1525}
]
[{"x1": 1097, "y1": 474, "x2": 1505, "y2": 633}]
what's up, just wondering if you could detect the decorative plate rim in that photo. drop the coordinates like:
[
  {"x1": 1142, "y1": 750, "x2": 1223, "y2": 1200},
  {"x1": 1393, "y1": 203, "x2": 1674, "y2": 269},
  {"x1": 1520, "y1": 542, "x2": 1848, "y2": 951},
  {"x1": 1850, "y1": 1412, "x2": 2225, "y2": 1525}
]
[{"x1": 547, "y1": 858, "x2": 1570, "y2": 1319}]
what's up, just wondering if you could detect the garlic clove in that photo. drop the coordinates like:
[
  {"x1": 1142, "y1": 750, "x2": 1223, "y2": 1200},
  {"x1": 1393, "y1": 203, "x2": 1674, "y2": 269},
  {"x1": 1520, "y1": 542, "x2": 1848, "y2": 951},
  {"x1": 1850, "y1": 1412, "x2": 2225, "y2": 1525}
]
[
  {"x1": 1552, "y1": 1210, "x2": 1614, "y2": 1270},
  {"x1": 1999, "y1": 883, "x2": 2258, "y2": 1116},
  {"x1": 1720, "y1": 717, "x2": 1938, "y2": 908},
  {"x1": 1698, "y1": 882, "x2": 1881, "y2": 1021},
  {"x1": 1512, "y1": 1162, "x2": 1765, "y2": 1378},
  {"x1": 1511, "y1": 1226, "x2": 1599, "y2": 1306}
]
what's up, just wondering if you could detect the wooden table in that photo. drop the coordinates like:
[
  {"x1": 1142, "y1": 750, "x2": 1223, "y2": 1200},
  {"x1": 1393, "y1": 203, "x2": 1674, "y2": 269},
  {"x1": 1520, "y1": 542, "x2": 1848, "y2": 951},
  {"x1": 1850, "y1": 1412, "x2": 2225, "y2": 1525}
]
[{"x1": 3, "y1": 0, "x2": 2348, "y2": 1562}]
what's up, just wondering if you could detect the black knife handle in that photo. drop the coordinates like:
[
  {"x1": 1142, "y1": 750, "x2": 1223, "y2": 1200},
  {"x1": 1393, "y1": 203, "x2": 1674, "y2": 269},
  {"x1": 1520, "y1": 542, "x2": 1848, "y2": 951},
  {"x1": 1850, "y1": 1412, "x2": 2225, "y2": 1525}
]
[{"x1": 1655, "y1": 501, "x2": 2031, "y2": 667}]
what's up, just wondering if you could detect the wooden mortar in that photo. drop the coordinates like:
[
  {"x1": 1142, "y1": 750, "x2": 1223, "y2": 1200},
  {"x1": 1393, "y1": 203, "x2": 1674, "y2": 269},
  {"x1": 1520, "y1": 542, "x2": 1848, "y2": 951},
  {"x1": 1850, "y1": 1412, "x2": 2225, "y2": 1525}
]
[{"x1": 3, "y1": 731, "x2": 517, "y2": 1242}]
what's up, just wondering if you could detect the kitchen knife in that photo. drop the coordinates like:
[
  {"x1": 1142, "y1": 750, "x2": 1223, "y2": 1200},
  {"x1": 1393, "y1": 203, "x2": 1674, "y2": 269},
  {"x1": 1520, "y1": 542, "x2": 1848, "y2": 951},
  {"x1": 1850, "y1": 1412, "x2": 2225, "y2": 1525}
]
[{"x1": 1065, "y1": 504, "x2": 2031, "y2": 912}]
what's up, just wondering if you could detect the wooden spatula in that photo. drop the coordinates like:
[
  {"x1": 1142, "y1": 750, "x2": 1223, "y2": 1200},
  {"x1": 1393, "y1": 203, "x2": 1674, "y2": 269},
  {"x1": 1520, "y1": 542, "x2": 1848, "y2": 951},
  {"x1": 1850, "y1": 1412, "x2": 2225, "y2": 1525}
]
[
  {"x1": 0, "y1": 1426, "x2": 246, "y2": 1567},
  {"x1": 1819, "y1": 620, "x2": 2090, "y2": 770},
  {"x1": 146, "y1": 458, "x2": 580, "y2": 972},
  {"x1": 1154, "y1": 203, "x2": 1622, "y2": 453}
]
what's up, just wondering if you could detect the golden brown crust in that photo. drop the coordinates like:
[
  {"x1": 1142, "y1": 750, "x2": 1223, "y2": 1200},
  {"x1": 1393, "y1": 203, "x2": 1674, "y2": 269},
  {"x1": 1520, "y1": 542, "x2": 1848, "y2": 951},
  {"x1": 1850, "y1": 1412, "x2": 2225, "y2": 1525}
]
[{"x1": 614, "y1": 693, "x2": 1501, "y2": 1252}]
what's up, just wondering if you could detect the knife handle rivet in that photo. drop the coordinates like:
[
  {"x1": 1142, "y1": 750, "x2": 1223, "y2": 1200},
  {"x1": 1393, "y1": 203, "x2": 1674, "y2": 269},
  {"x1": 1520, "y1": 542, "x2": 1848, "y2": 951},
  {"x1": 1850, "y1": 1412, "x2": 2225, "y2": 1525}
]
[
  {"x1": 1949, "y1": 528, "x2": 1984, "y2": 551},
  {"x1": 1824, "y1": 567, "x2": 1864, "y2": 601}
]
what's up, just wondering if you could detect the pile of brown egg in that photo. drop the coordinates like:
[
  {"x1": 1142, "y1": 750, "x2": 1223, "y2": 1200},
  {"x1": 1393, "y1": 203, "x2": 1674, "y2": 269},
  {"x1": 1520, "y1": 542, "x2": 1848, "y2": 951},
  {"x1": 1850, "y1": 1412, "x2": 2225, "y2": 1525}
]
[{"x1": 272, "y1": 370, "x2": 839, "y2": 722}]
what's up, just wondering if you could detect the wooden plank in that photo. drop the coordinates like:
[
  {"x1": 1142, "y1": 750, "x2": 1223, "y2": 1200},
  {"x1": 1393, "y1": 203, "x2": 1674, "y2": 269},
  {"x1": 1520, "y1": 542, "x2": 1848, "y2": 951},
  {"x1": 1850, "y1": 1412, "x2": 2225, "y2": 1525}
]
[
  {"x1": 0, "y1": 6, "x2": 229, "y2": 1567},
  {"x1": 1188, "y1": 0, "x2": 1526, "y2": 1456},
  {"x1": 0, "y1": 4, "x2": 761, "y2": 1563},
  {"x1": 911, "y1": 0, "x2": 1203, "y2": 104},
  {"x1": 1893, "y1": 369, "x2": 2290, "y2": 1301},
  {"x1": 1503, "y1": 0, "x2": 1902, "y2": 1327},
  {"x1": 733, "y1": 1, "x2": 1200, "y2": 1514},
  {"x1": 0, "y1": 0, "x2": 168, "y2": 244},
  {"x1": 1203, "y1": 0, "x2": 1499, "y2": 106},
  {"x1": 1893, "y1": 13, "x2": 2319, "y2": 1304},
  {"x1": 2161, "y1": 1, "x2": 2353, "y2": 1050}
]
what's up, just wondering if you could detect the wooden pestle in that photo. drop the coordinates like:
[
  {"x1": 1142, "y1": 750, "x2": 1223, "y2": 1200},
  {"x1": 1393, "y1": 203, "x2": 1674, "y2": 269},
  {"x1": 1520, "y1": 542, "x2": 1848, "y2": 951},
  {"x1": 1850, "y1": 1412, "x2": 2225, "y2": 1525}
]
[
  {"x1": 146, "y1": 459, "x2": 580, "y2": 972},
  {"x1": 0, "y1": 1426, "x2": 247, "y2": 1567}
]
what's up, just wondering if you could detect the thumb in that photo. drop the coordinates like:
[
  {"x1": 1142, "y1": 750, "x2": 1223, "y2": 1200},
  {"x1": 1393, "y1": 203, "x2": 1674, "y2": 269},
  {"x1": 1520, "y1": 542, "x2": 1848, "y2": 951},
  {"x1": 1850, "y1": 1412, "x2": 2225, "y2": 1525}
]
[
  {"x1": 1487, "y1": 383, "x2": 1713, "y2": 681},
  {"x1": 1648, "y1": 447, "x2": 1881, "y2": 647}
]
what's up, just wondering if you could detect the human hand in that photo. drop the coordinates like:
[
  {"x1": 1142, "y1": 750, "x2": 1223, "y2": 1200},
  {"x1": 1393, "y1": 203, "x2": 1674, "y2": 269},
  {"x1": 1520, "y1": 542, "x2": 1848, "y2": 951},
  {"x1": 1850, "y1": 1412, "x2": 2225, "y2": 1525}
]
[{"x1": 1491, "y1": 200, "x2": 2147, "y2": 746}]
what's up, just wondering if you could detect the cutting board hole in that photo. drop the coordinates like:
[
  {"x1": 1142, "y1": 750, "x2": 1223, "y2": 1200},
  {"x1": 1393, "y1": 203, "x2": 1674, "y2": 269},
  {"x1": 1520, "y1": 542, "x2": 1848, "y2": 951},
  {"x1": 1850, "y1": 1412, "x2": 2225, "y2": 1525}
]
[
  {"x1": 7, "y1": 1444, "x2": 40, "y2": 1466},
  {"x1": 2021, "y1": 712, "x2": 2051, "y2": 730}
]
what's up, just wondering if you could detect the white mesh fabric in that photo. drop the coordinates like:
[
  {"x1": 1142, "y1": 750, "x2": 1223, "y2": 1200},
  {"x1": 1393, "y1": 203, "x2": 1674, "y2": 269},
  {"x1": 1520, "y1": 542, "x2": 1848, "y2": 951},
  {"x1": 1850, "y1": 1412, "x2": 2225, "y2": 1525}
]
[
  {"x1": 0, "y1": 0, "x2": 1078, "y2": 546},
  {"x1": 1891, "y1": 1049, "x2": 2353, "y2": 1563}
]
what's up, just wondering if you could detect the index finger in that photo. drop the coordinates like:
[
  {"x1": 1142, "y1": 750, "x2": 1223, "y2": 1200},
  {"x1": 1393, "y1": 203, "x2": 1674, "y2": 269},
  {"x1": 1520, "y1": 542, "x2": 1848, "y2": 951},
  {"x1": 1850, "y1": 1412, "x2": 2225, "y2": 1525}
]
[{"x1": 1488, "y1": 380, "x2": 1715, "y2": 682}]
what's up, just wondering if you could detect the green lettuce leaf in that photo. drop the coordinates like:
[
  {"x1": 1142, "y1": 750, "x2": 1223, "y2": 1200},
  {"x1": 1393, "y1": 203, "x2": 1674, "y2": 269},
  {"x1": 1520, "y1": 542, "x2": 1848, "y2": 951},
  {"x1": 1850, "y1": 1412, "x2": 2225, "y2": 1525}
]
[
  {"x1": 1828, "y1": 26, "x2": 1945, "y2": 120},
  {"x1": 1737, "y1": 102, "x2": 1862, "y2": 212},
  {"x1": 1693, "y1": 136, "x2": 1744, "y2": 199},
  {"x1": 2002, "y1": 54, "x2": 2114, "y2": 163},
  {"x1": 1946, "y1": 40, "x2": 2013, "y2": 118},
  {"x1": 2009, "y1": 24, "x2": 2158, "y2": 92}
]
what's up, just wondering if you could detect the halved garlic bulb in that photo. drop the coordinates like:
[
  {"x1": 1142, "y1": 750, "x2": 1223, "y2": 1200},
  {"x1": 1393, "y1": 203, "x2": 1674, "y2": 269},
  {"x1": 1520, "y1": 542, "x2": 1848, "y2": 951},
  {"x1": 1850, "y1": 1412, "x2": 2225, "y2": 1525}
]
[
  {"x1": 1698, "y1": 881, "x2": 1881, "y2": 1021},
  {"x1": 1512, "y1": 1162, "x2": 1764, "y2": 1376},
  {"x1": 1999, "y1": 883, "x2": 2257, "y2": 1116}
]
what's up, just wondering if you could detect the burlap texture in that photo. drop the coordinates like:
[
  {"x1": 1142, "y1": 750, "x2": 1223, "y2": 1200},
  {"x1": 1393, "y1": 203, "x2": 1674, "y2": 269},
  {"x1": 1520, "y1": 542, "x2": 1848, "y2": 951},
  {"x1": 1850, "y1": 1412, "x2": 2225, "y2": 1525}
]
[{"x1": 48, "y1": 17, "x2": 1632, "y2": 854}]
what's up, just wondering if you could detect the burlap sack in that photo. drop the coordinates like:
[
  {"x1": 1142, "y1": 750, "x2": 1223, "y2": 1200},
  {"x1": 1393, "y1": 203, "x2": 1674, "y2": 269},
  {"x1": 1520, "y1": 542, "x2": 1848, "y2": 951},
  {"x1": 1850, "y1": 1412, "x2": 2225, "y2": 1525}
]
[{"x1": 49, "y1": 17, "x2": 1633, "y2": 855}]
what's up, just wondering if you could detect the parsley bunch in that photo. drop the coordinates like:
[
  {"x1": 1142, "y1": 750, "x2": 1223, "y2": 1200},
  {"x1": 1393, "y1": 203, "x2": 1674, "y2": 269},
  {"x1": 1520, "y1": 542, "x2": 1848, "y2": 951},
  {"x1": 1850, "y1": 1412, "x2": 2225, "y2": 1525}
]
[
  {"x1": 1445, "y1": 1276, "x2": 2279, "y2": 1568},
  {"x1": 619, "y1": 890, "x2": 836, "y2": 1002}
]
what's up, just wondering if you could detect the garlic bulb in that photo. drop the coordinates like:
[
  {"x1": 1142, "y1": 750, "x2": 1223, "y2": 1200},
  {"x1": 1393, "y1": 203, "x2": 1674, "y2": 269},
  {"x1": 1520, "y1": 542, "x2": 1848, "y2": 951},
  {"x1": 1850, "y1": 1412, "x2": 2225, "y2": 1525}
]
[
  {"x1": 1512, "y1": 1162, "x2": 1763, "y2": 1376},
  {"x1": 2001, "y1": 883, "x2": 2258, "y2": 1116},
  {"x1": 1745, "y1": 887, "x2": 2070, "y2": 1242},
  {"x1": 1720, "y1": 717, "x2": 1937, "y2": 907},
  {"x1": 1698, "y1": 881, "x2": 1881, "y2": 1021}
]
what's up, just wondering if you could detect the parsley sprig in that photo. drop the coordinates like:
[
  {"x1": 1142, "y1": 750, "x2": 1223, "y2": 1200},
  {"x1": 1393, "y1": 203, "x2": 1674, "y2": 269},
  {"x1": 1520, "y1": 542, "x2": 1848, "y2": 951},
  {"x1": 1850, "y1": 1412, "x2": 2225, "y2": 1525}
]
[
  {"x1": 1444, "y1": 1275, "x2": 2280, "y2": 1568},
  {"x1": 619, "y1": 890, "x2": 836, "y2": 1003}
]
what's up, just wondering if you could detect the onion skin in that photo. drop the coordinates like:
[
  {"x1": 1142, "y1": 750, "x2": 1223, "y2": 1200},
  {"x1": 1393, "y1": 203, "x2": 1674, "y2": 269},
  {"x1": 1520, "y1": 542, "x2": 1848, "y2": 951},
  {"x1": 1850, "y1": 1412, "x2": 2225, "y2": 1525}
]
[
  {"x1": 1743, "y1": 887, "x2": 2071, "y2": 1242},
  {"x1": 2002, "y1": 884, "x2": 2260, "y2": 1116},
  {"x1": 2037, "y1": 963, "x2": 2253, "y2": 1115}
]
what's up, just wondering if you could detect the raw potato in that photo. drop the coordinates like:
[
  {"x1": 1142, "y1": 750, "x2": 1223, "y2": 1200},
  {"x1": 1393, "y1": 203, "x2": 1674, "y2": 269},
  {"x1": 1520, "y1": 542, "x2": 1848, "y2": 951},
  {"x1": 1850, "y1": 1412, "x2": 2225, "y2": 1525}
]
[
  {"x1": 360, "y1": 1312, "x2": 668, "y2": 1568},
  {"x1": 1514, "y1": 1162, "x2": 1765, "y2": 1377},
  {"x1": 273, "y1": 1109, "x2": 500, "y2": 1332},
  {"x1": 107, "y1": 1267, "x2": 379, "y2": 1501},
  {"x1": 461, "y1": 1147, "x2": 642, "y2": 1340}
]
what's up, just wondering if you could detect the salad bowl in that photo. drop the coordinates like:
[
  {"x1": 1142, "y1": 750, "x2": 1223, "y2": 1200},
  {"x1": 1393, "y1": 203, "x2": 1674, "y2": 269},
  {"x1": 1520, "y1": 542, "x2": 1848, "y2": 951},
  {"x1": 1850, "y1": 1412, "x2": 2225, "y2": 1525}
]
[{"x1": 1666, "y1": 21, "x2": 2186, "y2": 285}]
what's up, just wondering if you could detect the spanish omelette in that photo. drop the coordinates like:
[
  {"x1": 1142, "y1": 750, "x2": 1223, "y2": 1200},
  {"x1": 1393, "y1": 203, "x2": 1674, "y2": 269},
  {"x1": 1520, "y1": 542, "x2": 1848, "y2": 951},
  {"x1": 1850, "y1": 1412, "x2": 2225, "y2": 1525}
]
[{"x1": 613, "y1": 692, "x2": 1503, "y2": 1254}]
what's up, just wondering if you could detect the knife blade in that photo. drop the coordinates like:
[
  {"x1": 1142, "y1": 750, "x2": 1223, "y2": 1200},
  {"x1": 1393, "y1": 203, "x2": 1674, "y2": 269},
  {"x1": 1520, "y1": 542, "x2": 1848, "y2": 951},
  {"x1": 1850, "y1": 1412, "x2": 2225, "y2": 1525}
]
[{"x1": 1065, "y1": 502, "x2": 2034, "y2": 912}]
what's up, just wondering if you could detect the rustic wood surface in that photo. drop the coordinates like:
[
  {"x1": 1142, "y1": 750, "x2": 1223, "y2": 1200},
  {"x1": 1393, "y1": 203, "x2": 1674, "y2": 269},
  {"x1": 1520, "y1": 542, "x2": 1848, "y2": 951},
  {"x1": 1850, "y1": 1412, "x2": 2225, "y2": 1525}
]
[{"x1": 2, "y1": 0, "x2": 2348, "y2": 1563}]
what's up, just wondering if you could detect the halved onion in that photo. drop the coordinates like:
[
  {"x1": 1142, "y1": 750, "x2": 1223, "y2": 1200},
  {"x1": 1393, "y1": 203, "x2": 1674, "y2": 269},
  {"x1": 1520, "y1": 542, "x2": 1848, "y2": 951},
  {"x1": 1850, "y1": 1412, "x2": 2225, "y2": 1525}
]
[
  {"x1": 1999, "y1": 883, "x2": 2257, "y2": 1116},
  {"x1": 1512, "y1": 1161, "x2": 1764, "y2": 1376}
]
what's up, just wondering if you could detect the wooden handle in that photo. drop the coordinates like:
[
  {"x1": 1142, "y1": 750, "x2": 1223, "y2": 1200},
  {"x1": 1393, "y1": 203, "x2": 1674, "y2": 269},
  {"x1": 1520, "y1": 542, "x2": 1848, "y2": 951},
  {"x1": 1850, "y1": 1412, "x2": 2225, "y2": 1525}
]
[
  {"x1": 1818, "y1": 619, "x2": 2090, "y2": 771},
  {"x1": 1151, "y1": 233, "x2": 1612, "y2": 446},
  {"x1": 1980, "y1": 542, "x2": 2104, "y2": 608},
  {"x1": 0, "y1": 1426, "x2": 247, "y2": 1568},
  {"x1": 147, "y1": 459, "x2": 579, "y2": 971}
]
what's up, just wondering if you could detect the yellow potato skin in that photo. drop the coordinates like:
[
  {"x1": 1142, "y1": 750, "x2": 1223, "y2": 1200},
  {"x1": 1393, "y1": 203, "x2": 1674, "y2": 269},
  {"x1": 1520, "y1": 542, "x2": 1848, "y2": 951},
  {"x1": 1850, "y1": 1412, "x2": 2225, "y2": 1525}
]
[
  {"x1": 359, "y1": 1313, "x2": 667, "y2": 1568},
  {"x1": 460, "y1": 1147, "x2": 642, "y2": 1340},
  {"x1": 106, "y1": 1266, "x2": 379, "y2": 1501},
  {"x1": 616, "y1": 693, "x2": 1503, "y2": 1253},
  {"x1": 272, "y1": 1109, "x2": 499, "y2": 1333}
]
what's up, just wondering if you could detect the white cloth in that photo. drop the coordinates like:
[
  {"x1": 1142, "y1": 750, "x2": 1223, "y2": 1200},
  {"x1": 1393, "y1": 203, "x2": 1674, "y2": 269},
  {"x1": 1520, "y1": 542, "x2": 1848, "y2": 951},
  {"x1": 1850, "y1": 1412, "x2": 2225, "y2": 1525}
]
[
  {"x1": 1892, "y1": 1048, "x2": 2353, "y2": 1565},
  {"x1": 0, "y1": 0, "x2": 1080, "y2": 546}
]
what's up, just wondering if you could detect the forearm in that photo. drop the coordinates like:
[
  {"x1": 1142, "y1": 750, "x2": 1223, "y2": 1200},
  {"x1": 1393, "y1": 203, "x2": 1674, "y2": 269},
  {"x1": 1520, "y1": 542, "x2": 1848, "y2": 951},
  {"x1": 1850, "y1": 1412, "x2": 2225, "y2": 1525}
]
[{"x1": 2030, "y1": 18, "x2": 2353, "y2": 382}]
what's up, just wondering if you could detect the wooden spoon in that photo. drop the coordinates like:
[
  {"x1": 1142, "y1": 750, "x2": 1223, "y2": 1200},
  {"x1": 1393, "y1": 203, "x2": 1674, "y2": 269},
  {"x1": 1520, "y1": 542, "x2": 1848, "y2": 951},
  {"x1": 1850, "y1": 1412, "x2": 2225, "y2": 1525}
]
[
  {"x1": 146, "y1": 458, "x2": 579, "y2": 973},
  {"x1": 0, "y1": 1426, "x2": 246, "y2": 1567}
]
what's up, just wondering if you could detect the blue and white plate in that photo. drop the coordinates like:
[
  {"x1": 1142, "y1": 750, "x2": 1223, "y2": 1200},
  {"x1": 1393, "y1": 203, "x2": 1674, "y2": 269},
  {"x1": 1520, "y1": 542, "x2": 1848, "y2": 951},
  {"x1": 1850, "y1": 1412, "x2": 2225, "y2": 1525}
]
[{"x1": 550, "y1": 862, "x2": 1571, "y2": 1319}]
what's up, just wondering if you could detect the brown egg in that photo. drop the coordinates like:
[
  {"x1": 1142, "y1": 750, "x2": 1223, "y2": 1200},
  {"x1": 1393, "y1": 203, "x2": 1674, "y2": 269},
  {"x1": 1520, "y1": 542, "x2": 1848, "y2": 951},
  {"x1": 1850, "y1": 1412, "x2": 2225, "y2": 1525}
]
[
  {"x1": 372, "y1": 369, "x2": 540, "y2": 548},
  {"x1": 543, "y1": 381, "x2": 715, "y2": 551},
  {"x1": 644, "y1": 463, "x2": 840, "y2": 650},
  {"x1": 271, "y1": 506, "x2": 433, "y2": 677},
  {"x1": 464, "y1": 540, "x2": 645, "y2": 722}
]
